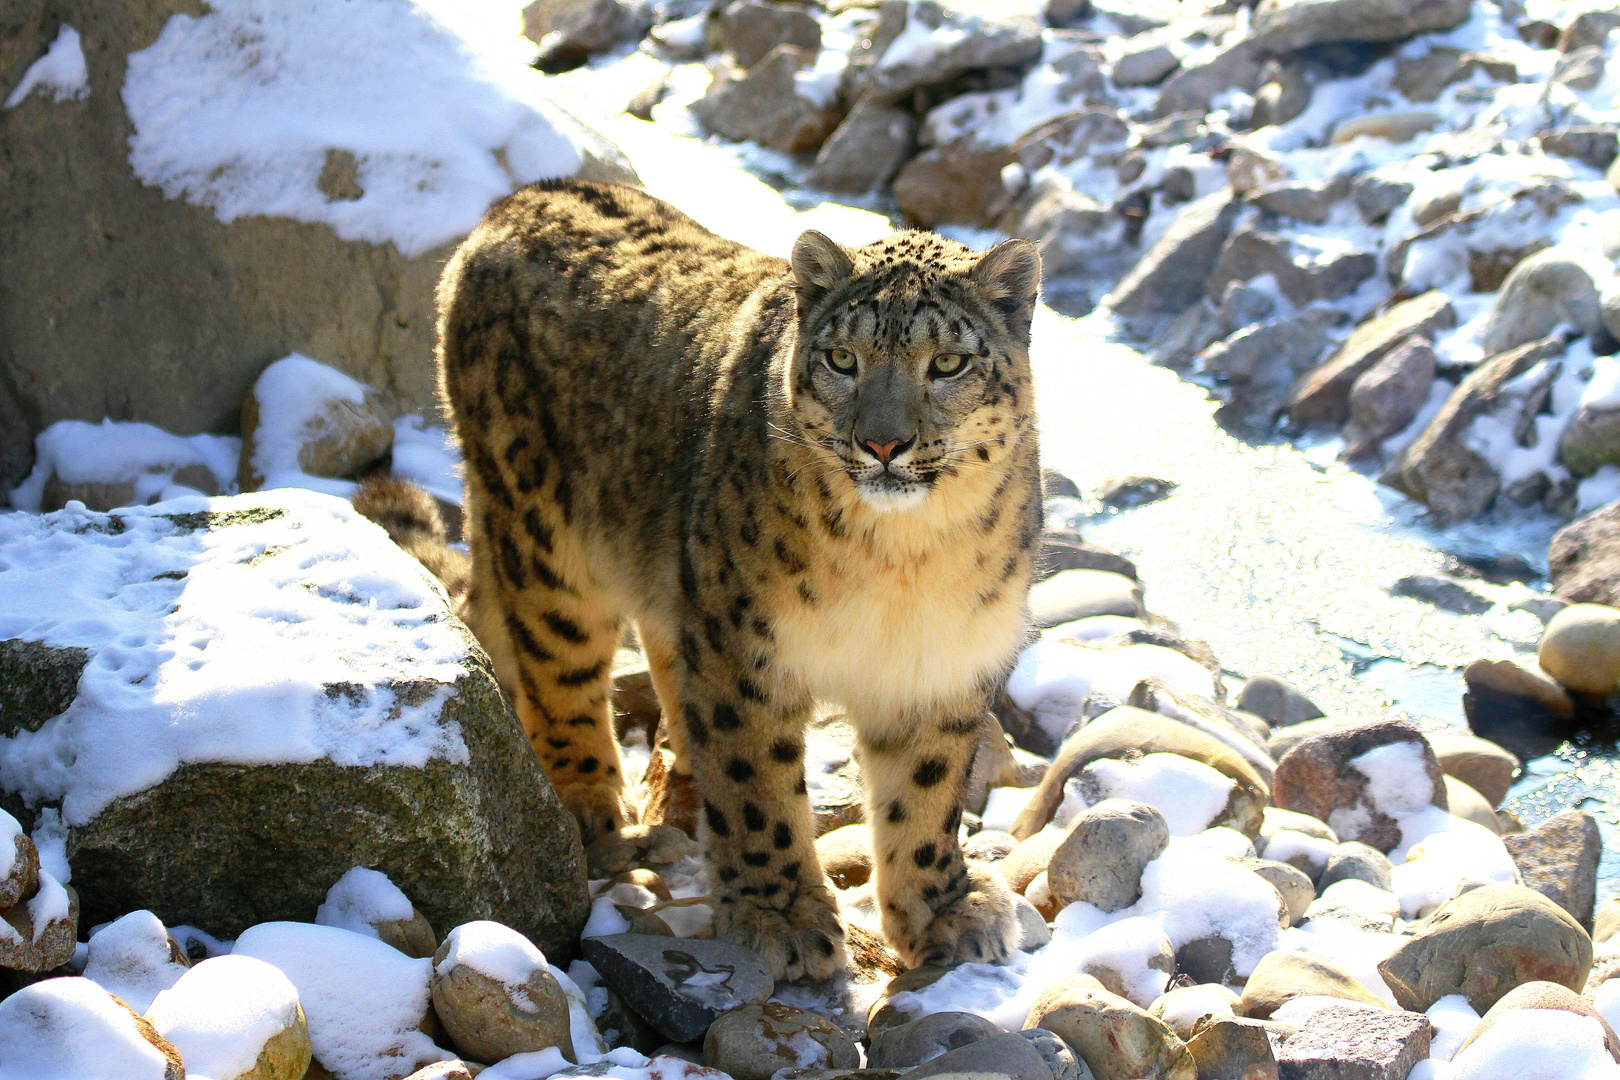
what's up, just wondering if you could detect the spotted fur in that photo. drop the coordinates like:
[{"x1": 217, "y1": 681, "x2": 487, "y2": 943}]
[{"x1": 434, "y1": 180, "x2": 1041, "y2": 978}]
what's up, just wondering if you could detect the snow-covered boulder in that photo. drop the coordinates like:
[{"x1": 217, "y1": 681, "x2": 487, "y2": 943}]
[
  {"x1": 0, "y1": 0, "x2": 635, "y2": 497},
  {"x1": 0, "y1": 489, "x2": 588, "y2": 958},
  {"x1": 145, "y1": 954, "x2": 312, "y2": 1080},
  {"x1": 0, "y1": 977, "x2": 184, "y2": 1080}
]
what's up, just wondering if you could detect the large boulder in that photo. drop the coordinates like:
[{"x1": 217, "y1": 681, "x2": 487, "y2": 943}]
[
  {"x1": 1288, "y1": 290, "x2": 1455, "y2": 428},
  {"x1": 1251, "y1": 0, "x2": 1473, "y2": 53},
  {"x1": 0, "y1": 490, "x2": 589, "y2": 959},
  {"x1": 1104, "y1": 190, "x2": 1242, "y2": 340},
  {"x1": 0, "y1": 0, "x2": 634, "y2": 497}
]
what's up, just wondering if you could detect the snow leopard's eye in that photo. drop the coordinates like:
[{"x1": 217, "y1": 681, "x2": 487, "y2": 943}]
[
  {"x1": 929, "y1": 353, "x2": 968, "y2": 379},
  {"x1": 824, "y1": 348, "x2": 857, "y2": 374}
]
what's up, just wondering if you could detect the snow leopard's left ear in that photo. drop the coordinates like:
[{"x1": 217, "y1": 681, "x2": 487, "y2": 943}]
[
  {"x1": 970, "y1": 238, "x2": 1041, "y2": 338},
  {"x1": 791, "y1": 230, "x2": 854, "y2": 313}
]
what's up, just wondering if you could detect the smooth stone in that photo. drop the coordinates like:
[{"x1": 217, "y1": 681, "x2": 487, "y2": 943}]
[
  {"x1": 1150, "y1": 984, "x2": 1244, "y2": 1041},
  {"x1": 1027, "y1": 975, "x2": 1196, "y2": 1080},
  {"x1": 430, "y1": 931, "x2": 575, "y2": 1065},
  {"x1": 1427, "y1": 730, "x2": 1520, "y2": 808},
  {"x1": 1017, "y1": 1027, "x2": 1082, "y2": 1080},
  {"x1": 580, "y1": 934, "x2": 773, "y2": 1043},
  {"x1": 1048, "y1": 799, "x2": 1169, "y2": 912},
  {"x1": 1318, "y1": 841, "x2": 1396, "y2": 893},
  {"x1": 1028, "y1": 569, "x2": 1146, "y2": 628},
  {"x1": 1237, "y1": 674, "x2": 1324, "y2": 727},
  {"x1": 1015, "y1": 894, "x2": 1052, "y2": 951},
  {"x1": 1260, "y1": 808, "x2": 1338, "y2": 846},
  {"x1": 1265, "y1": 715, "x2": 1363, "y2": 761},
  {"x1": 1241, "y1": 858, "x2": 1314, "y2": 927},
  {"x1": 703, "y1": 1002, "x2": 858, "y2": 1080},
  {"x1": 1271, "y1": 719, "x2": 1446, "y2": 854},
  {"x1": 1454, "y1": 980, "x2": 1620, "y2": 1063},
  {"x1": 867, "y1": 1010, "x2": 1000, "y2": 1069},
  {"x1": 1276, "y1": 1003, "x2": 1433, "y2": 1080},
  {"x1": 816, "y1": 825, "x2": 873, "y2": 889},
  {"x1": 1185, "y1": 1015, "x2": 1278, "y2": 1080},
  {"x1": 1443, "y1": 775, "x2": 1503, "y2": 835},
  {"x1": 1539, "y1": 603, "x2": 1620, "y2": 694},
  {"x1": 1176, "y1": 935, "x2": 1239, "y2": 987},
  {"x1": 1461, "y1": 659, "x2": 1576, "y2": 763},
  {"x1": 902, "y1": 1030, "x2": 1056, "y2": 1080},
  {"x1": 1377, "y1": 883, "x2": 1594, "y2": 1013},
  {"x1": 1002, "y1": 830, "x2": 1068, "y2": 895},
  {"x1": 1503, "y1": 808, "x2": 1603, "y2": 931},
  {"x1": 1241, "y1": 951, "x2": 1389, "y2": 1019},
  {"x1": 1596, "y1": 898, "x2": 1620, "y2": 944},
  {"x1": 400, "y1": 1063, "x2": 480, "y2": 1080},
  {"x1": 1304, "y1": 878, "x2": 1401, "y2": 933},
  {"x1": 1011, "y1": 707, "x2": 1269, "y2": 842},
  {"x1": 867, "y1": 966, "x2": 952, "y2": 1035},
  {"x1": 1480, "y1": 247, "x2": 1606, "y2": 357}
]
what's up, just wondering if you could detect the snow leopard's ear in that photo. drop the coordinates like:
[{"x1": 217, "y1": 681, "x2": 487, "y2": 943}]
[
  {"x1": 970, "y1": 238, "x2": 1041, "y2": 336},
  {"x1": 791, "y1": 230, "x2": 854, "y2": 312}
]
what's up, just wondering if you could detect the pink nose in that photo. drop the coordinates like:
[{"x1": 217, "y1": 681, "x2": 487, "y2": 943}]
[{"x1": 865, "y1": 439, "x2": 901, "y2": 463}]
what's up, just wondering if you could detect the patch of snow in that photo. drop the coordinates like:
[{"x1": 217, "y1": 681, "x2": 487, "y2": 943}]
[
  {"x1": 582, "y1": 896, "x2": 634, "y2": 939},
  {"x1": 390, "y1": 417, "x2": 463, "y2": 508},
  {"x1": 1388, "y1": 807, "x2": 1518, "y2": 918},
  {"x1": 146, "y1": 954, "x2": 304, "y2": 1080},
  {"x1": 1007, "y1": 640, "x2": 1216, "y2": 742},
  {"x1": 1447, "y1": 1007, "x2": 1620, "y2": 1079},
  {"x1": 1426, "y1": 993, "x2": 1482, "y2": 1062},
  {"x1": 82, "y1": 910, "x2": 188, "y2": 1015},
  {"x1": 0, "y1": 977, "x2": 175, "y2": 1080},
  {"x1": 1065, "y1": 753, "x2": 1235, "y2": 835},
  {"x1": 4, "y1": 25, "x2": 89, "y2": 109},
  {"x1": 436, "y1": 919, "x2": 550, "y2": 988},
  {"x1": 315, "y1": 866, "x2": 416, "y2": 939},
  {"x1": 8, "y1": 420, "x2": 241, "y2": 513}
]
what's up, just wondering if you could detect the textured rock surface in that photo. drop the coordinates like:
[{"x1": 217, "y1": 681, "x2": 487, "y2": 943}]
[
  {"x1": 1105, "y1": 190, "x2": 1242, "y2": 338},
  {"x1": 581, "y1": 934, "x2": 774, "y2": 1043},
  {"x1": 1029, "y1": 976, "x2": 1196, "y2": 1080},
  {"x1": 1241, "y1": 950, "x2": 1389, "y2": 1018},
  {"x1": 1047, "y1": 799, "x2": 1169, "y2": 911},
  {"x1": 866, "y1": 1010, "x2": 1000, "y2": 1069},
  {"x1": 1502, "y1": 809, "x2": 1603, "y2": 931},
  {"x1": 1288, "y1": 291, "x2": 1454, "y2": 427},
  {"x1": 1251, "y1": 0, "x2": 1472, "y2": 52},
  {"x1": 703, "y1": 1002, "x2": 859, "y2": 1080},
  {"x1": 1275, "y1": 1003, "x2": 1433, "y2": 1080},
  {"x1": 1271, "y1": 719, "x2": 1445, "y2": 853},
  {"x1": 1550, "y1": 504, "x2": 1620, "y2": 607}
]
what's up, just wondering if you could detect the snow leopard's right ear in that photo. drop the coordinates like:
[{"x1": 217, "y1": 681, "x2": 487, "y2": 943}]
[{"x1": 791, "y1": 230, "x2": 854, "y2": 312}]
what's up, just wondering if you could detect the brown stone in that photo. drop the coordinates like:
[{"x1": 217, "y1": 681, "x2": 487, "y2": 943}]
[
  {"x1": 1240, "y1": 951, "x2": 1389, "y2": 1019},
  {"x1": 1454, "y1": 980, "x2": 1620, "y2": 1063},
  {"x1": 1028, "y1": 975, "x2": 1197, "y2": 1080},
  {"x1": 1271, "y1": 719, "x2": 1445, "y2": 853},
  {"x1": 0, "y1": 828, "x2": 39, "y2": 910},
  {"x1": 1377, "y1": 883, "x2": 1594, "y2": 1013},
  {"x1": 690, "y1": 47, "x2": 839, "y2": 154},
  {"x1": 0, "y1": 879, "x2": 78, "y2": 973},
  {"x1": 815, "y1": 824, "x2": 873, "y2": 889},
  {"x1": 1426, "y1": 729, "x2": 1521, "y2": 808},
  {"x1": 1551, "y1": 502, "x2": 1620, "y2": 607},
  {"x1": 892, "y1": 141, "x2": 1019, "y2": 229},
  {"x1": 718, "y1": 1, "x2": 820, "y2": 68},
  {"x1": 805, "y1": 101, "x2": 917, "y2": 195},
  {"x1": 1287, "y1": 290, "x2": 1455, "y2": 427},
  {"x1": 1503, "y1": 809, "x2": 1603, "y2": 931}
]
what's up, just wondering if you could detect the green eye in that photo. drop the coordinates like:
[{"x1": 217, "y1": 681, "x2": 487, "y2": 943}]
[
  {"x1": 930, "y1": 354, "x2": 967, "y2": 378},
  {"x1": 826, "y1": 348, "x2": 856, "y2": 373}
]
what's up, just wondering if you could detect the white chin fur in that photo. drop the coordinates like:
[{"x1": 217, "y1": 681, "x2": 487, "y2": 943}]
[{"x1": 857, "y1": 482, "x2": 929, "y2": 513}]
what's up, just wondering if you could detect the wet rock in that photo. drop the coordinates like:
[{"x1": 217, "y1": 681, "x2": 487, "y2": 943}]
[
  {"x1": 1028, "y1": 975, "x2": 1197, "y2": 1080},
  {"x1": 1480, "y1": 249, "x2": 1607, "y2": 357},
  {"x1": 892, "y1": 141, "x2": 1019, "y2": 229},
  {"x1": 703, "y1": 1002, "x2": 859, "y2": 1080},
  {"x1": 1238, "y1": 675, "x2": 1324, "y2": 727},
  {"x1": 1427, "y1": 732, "x2": 1519, "y2": 809},
  {"x1": 1288, "y1": 290, "x2": 1455, "y2": 427},
  {"x1": 1105, "y1": 190, "x2": 1242, "y2": 340},
  {"x1": 1539, "y1": 603, "x2": 1620, "y2": 694},
  {"x1": 691, "y1": 47, "x2": 839, "y2": 154},
  {"x1": 1011, "y1": 707, "x2": 1270, "y2": 841},
  {"x1": 1029, "y1": 569, "x2": 1145, "y2": 627},
  {"x1": 1388, "y1": 571, "x2": 1491, "y2": 614},
  {"x1": 867, "y1": 1010, "x2": 1000, "y2": 1069},
  {"x1": 718, "y1": 1, "x2": 820, "y2": 68},
  {"x1": 1203, "y1": 310, "x2": 1340, "y2": 435},
  {"x1": 580, "y1": 934, "x2": 773, "y2": 1043},
  {"x1": 806, "y1": 101, "x2": 917, "y2": 195},
  {"x1": 1241, "y1": 951, "x2": 1389, "y2": 1019},
  {"x1": 903, "y1": 1030, "x2": 1058, "y2": 1080},
  {"x1": 1378, "y1": 883, "x2": 1594, "y2": 1013},
  {"x1": 1271, "y1": 719, "x2": 1445, "y2": 853},
  {"x1": 1351, "y1": 171, "x2": 1415, "y2": 224},
  {"x1": 1503, "y1": 809, "x2": 1603, "y2": 931},
  {"x1": 1047, "y1": 799, "x2": 1170, "y2": 912},
  {"x1": 1036, "y1": 537, "x2": 1140, "y2": 584},
  {"x1": 430, "y1": 922, "x2": 577, "y2": 1065},
  {"x1": 1319, "y1": 842, "x2": 1395, "y2": 893},
  {"x1": 1186, "y1": 1015, "x2": 1279, "y2": 1080},
  {"x1": 1462, "y1": 659, "x2": 1576, "y2": 764},
  {"x1": 1250, "y1": 0, "x2": 1471, "y2": 52},
  {"x1": 1382, "y1": 337, "x2": 1563, "y2": 524},
  {"x1": 1341, "y1": 335, "x2": 1437, "y2": 459},
  {"x1": 1276, "y1": 1003, "x2": 1432, "y2": 1080}
]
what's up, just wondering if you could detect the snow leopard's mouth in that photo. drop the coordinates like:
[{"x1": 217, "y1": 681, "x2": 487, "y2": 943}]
[{"x1": 854, "y1": 473, "x2": 930, "y2": 512}]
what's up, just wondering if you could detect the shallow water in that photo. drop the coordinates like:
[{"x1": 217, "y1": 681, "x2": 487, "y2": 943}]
[{"x1": 1032, "y1": 315, "x2": 1618, "y2": 902}]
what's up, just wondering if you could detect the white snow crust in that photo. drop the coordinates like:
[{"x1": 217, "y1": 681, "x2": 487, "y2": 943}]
[
  {"x1": 82, "y1": 910, "x2": 189, "y2": 1015},
  {"x1": 146, "y1": 954, "x2": 304, "y2": 1080},
  {"x1": 4, "y1": 25, "x2": 89, "y2": 109},
  {"x1": 0, "y1": 977, "x2": 174, "y2": 1080},
  {"x1": 436, "y1": 919, "x2": 550, "y2": 987},
  {"x1": 1065, "y1": 754, "x2": 1235, "y2": 835},
  {"x1": 1007, "y1": 638, "x2": 1217, "y2": 741},
  {"x1": 8, "y1": 420, "x2": 241, "y2": 513},
  {"x1": 1443, "y1": 1008, "x2": 1620, "y2": 1079},
  {"x1": 247, "y1": 354, "x2": 378, "y2": 499},
  {"x1": 315, "y1": 867, "x2": 416, "y2": 939}
]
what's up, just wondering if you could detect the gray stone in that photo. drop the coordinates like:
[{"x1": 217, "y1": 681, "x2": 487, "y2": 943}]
[
  {"x1": 1217, "y1": 283, "x2": 1278, "y2": 335},
  {"x1": 523, "y1": 0, "x2": 649, "y2": 65},
  {"x1": 1394, "y1": 47, "x2": 1517, "y2": 103},
  {"x1": 867, "y1": 1010, "x2": 1000, "y2": 1069},
  {"x1": 1011, "y1": 108, "x2": 1130, "y2": 174},
  {"x1": 1342, "y1": 336, "x2": 1437, "y2": 459},
  {"x1": 1016, "y1": 894, "x2": 1052, "y2": 951},
  {"x1": 1029, "y1": 976, "x2": 1195, "y2": 1080},
  {"x1": 1136, "y1": 112, "x2": 1206, "y2": 149},
  {"x1": 1028, "y1": 569, "x2": 1145, "y2": 627},
  {"x1": 580, "y1": 934, "x2": 773, "y2": 1043},
  {"x1": 1178, "y1": 934, "x2": 1239, "y2": 986},
  {"x1": 718, "y1": 1, "x2": 820, "y2": 68},
  {"x1": 1560, "y1": 10, "x2": 1620, "y2": 51},
  {"x1": 1113, "y1": 42, "x2": 1181, "y2": 87},
  {"x1": 1251, "y1": 177, "x2": 1348, "y2": 225},
  {"x1": 1350, "y1": 171, "x2": 1414, "y2": 224},
  {"x1": 1552, "y1": 46, "x2": 1606, "y2": 91},
  {"x1": 1288, "y1": 290, "x2": 1455, "y2": 427},
  {"x1": 1272, "y1": 719, "x2": 1446, "y2": 853},
  {"x1": 703, "y1": 1002, "x2": 859, "y2": 1080},
  {"x1": 1202, "y1": 310, "x2": 1339, "y2": 435},
  {"x1": 1559, "y1": 402, "x2": 1620, "y2": 478},
  {"x1": 1319, "y1": 842, "x2": 1395, "y2": 893},
  {"x1": 1147, "y1": 299, "x2": 1224, "y2": 371},
  {"x1": 1251, "y1": 0, "x2": 1472, "y2": 52},
  {"x1": 902, "y1": 1030, "x2": 1056, "y2": 1080},
  {"x1": 1238, "y1": 675, "x2": 1324, "y2": 727},
  {"x1": 691, "y1": 47, "x2": 840, "y2": 154},
  {"x1": 1377, "y1": 883, "x2": 1594, "y2": 1013},
  {"x1": 1035, "y1": 538, "x2": 1139, "y2": 584},
  {"x1": 1105, "y1": 189, "x2": 1242, "y2": 340},
  {"x1": 1205, "y1": 226, "x2": 1375, "y2": 309},
  {"x1": 1503, "y1": 808, "x2": 1603, "y2": 931},
  {"x1": 1462, "y1": 659, "x2": 1575, "y2": 765},
  {"x1": 1480, "y1": 248, "x2": 1606, "y2": 357},
  {"x1": 1540, "y1": 127, "x2": 1620, "y2": 171},
  {"x1": 857, "y1": 0, "x2": 1043, "y2": 102},
  {"x1": 1048, "y1": 799, "x2": 1169, "y2": 912},
  {"x1": 1305, "y1": 878, "x2": 1401, "y2": 932},
  {"x1": 1383, "y1": 337, "x2": 1563, "y2": 524},
  {"x1": 1276, "y1": 1003, "x2": 1433, "y2": 1080},
  {"x1": 1097, "y1": 475, "x2": 1176, "y2": 508},
  {"x1": 1008, "y1": 178, "x2": 1115, "y2": 277},
  {"x1": 806, "y1": 101, "x2": 917, "y2": 195},
  {"x1": 1154, "y1": 39, "x2": 1264, "y2": 117},
  {"x1": 1017, "y1": 1027, "x2": 1082, "y2": 1080},
  {"x1": 1551, "y1": 502, "x2": 1620, "y2": 607},
  {"x1": 0, "y1": 498, "x2": 588, "y2": 959},
  {"x1": 1388, "y1": 572, "x2": 1492, "y2": 615}
]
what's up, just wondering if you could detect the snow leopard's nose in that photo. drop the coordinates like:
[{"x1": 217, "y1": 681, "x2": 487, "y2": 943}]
[{"x1": 861, "y1": 435, "x2": 914, "y2": 464}]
